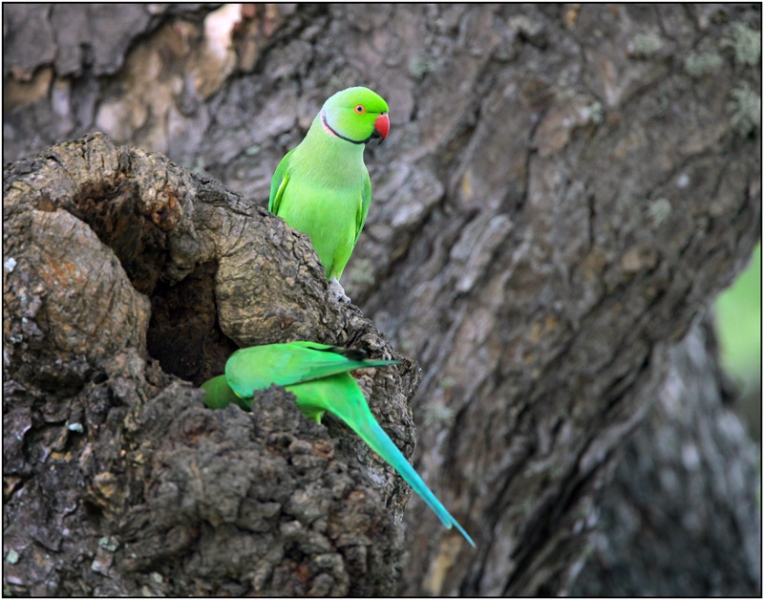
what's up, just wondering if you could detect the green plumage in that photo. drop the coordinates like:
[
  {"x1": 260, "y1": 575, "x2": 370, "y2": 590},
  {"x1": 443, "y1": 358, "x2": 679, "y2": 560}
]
[
  {"x1": 269, "y1": 87, "x2": 389, "y2": 281},
  {"x1": 201, "y1": 341, "x2": 475, "y2": 548}
]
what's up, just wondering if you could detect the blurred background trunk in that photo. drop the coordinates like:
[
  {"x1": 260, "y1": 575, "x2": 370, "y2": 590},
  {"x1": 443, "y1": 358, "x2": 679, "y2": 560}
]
[{"x1": 3, "y1": 4, "x2": 760, "y2": 596}]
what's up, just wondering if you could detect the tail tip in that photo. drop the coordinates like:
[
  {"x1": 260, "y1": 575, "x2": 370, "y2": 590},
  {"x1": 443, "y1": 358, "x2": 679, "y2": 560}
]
[{"x1": 450, "y1": 520, "x2": 476, "y2": 548}]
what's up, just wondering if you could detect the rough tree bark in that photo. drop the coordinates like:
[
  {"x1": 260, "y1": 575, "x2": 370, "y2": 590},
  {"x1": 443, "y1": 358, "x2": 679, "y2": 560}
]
[
  {"x1": 571, "y1": 315, "x2": 761, "y2": 596},
  {"x1": 3, "y1": 3, "x2": 761, "y2": 596},
  {"x1": 4, "y1": 132, "x2": 421, "y2": 596}
]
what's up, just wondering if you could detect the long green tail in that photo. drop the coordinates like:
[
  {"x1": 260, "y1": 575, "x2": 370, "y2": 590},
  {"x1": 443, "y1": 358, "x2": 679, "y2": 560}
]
[
  {"x1": 358, "y1": 419, "x2": 475, "y2": 547},
  {"x1": 289, "y1": 373, "x2": 476, "y2": 548}
]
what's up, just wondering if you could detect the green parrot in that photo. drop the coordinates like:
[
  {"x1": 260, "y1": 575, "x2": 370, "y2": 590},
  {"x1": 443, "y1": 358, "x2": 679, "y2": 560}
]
[
  {"x1": 201, "y1": 341, "x2": 475, "y2": 547},
  {"x1": 269, "y1": 87, "x2": 389, "y2": 301}
]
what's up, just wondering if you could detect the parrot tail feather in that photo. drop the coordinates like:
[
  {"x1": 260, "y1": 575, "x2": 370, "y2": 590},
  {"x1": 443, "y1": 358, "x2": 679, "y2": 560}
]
[{"x1": 354, "y1": 420, "x2": 476, "y2": 548}]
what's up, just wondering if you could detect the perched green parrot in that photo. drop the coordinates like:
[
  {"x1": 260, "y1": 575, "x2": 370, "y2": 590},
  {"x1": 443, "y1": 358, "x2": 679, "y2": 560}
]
[
  {"x1": 201, "y1": 341, "x2": 475, "y2": 547},
  {"x1": 269, "y1": 87, "x2": 389, "y2": 301}
]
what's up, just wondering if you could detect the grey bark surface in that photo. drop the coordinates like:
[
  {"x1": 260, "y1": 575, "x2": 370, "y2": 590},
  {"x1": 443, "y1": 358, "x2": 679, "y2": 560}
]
[
  {"x1": 3, "y1": 3, "x2": 761, "y2": 596},
  {"x1": 571, "y1": 315, "x2": 761, "y2": 596},
  {"x1": 4, "y1": 133, "x2": 419, "y2": 596}
]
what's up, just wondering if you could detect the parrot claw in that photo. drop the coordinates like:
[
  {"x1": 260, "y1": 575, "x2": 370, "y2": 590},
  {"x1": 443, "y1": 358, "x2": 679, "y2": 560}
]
[{"x1": 329, "y1": 278, "x2": 352, "y2": 304}]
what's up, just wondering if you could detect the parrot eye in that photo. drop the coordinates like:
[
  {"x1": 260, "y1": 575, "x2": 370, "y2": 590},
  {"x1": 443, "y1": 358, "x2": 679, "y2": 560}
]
[{"x1": 354, "y1": 104, "x2": 365, "y2": 114}]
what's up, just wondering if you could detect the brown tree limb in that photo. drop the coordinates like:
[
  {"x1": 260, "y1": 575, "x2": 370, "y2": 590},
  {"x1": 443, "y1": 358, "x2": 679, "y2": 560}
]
[{"x1": 3, "y1": 133, "x2": 419, "y2": 595}]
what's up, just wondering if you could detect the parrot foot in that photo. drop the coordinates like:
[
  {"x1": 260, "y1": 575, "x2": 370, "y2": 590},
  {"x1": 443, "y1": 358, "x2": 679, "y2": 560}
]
[{"x1": 329, "y1": 277, "x2": 351, "y2": 304}]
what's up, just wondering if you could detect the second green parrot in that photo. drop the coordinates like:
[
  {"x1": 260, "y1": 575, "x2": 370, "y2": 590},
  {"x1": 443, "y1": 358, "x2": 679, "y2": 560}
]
[
  {"x1": 269, "y1": 87, "x2": 389, "y2": 300},
  {"x1": 201, "y1": 341, "x2": 475, "y2": 547}
]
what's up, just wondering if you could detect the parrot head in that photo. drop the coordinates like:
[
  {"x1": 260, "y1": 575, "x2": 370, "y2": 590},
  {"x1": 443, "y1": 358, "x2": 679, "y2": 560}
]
[{"x1": 321, "y1": 86, "x2": 389, "y2": 145}]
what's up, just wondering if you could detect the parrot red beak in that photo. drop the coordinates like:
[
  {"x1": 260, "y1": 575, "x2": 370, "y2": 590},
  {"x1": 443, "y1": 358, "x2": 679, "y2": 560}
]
[{"x1": 373, "y1": 113, "x2": 390, "y2": 144}]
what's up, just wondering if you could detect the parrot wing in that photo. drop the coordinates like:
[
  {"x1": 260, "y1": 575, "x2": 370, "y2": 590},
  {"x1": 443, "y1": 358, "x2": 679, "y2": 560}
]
[
  {"x1": 224, "y1": 342, "x2": 398, "y2": 398},
  {"x1": 268, "y1": 150, "x2": 294, "y2": 215},
  {"x1": 354, "y1": 173, "x2": 372, "y2": 247}
]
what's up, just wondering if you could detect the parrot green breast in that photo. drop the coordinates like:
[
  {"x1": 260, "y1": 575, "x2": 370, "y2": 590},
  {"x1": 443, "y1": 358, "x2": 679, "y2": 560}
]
[{"x1": 274, "y1": 133, "x2": 368, "y2": 280}]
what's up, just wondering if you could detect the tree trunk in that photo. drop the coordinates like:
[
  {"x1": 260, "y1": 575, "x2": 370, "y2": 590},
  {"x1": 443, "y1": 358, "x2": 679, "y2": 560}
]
[
  {"x1": 3, "y1": 3, "x2": 761, "y2": 596},
  {"x1": 571, "y1": 314, "x2": 761, "y2": 596},
  {"x1": 4, "y1": 132, "x2": 422, "y2": 596}
]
